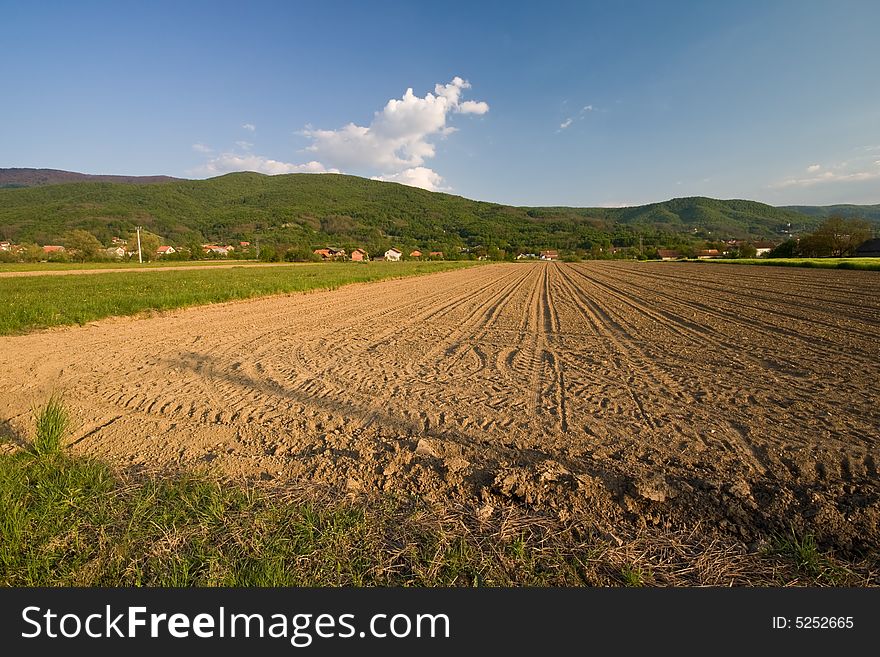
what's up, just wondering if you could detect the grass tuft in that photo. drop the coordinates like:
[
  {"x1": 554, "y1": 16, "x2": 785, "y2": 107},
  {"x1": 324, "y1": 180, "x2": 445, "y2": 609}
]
[
  {"x1": 767, "y1": 528, "x2": 855, "y2": 585},
  {"x1": 620, "y1": 565, "x2": 647, "y2": 587},
  {"x1": 31, "y1": 393, "x2": 70, "y2": 456}
]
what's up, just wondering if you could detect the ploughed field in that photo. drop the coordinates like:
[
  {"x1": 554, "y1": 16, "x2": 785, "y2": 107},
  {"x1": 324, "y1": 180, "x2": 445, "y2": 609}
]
[{"x1": 1, "y1": 262, "x2": 878, "y2": 554}]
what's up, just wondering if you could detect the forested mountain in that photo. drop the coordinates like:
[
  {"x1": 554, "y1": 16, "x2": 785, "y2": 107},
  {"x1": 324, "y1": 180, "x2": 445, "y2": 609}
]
[{"x1": 0, "y1": 170, "x2": 871, "y2": 254}]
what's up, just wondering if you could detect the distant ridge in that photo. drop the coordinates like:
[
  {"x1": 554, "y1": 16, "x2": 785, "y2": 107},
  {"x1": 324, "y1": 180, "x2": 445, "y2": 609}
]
[
  {"x1": 782, "y1": 203, "x2": 880, "y2": 222},
  {"x1": 0, "y1": 168, "x2": 179, "y2": 188},
  {"x1": 0, "y1": 169, "x2": 877, "y2": 252}
]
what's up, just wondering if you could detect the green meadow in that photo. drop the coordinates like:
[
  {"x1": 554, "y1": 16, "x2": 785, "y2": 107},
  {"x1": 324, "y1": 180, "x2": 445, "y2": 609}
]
[
  {"x1": 0, "y1": 261, "x2": 478, "y2": 335},
  {"x1": 694, "y1": 257, "x2": 880, "y2": 271}
]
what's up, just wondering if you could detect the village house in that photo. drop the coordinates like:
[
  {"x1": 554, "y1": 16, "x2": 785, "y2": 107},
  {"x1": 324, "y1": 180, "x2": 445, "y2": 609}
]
[
  {"x1": 202, "y1": 244, "x2": 230, "y2": 256},
  {"x1": 350, "y1": 248, "x2": 369, "y2": 262},
  {"x1": 42, "y1": 245, "x2": 65, "y2": 254},
  {"x1": 105, "y1": 246, "x2": 126, "y2": 259},
  {"x1": 516, "y1": 253, "x2": 538, "y2": 260},
  {"x1": 0, "y1": 241, "x2": 12, "y2": 252},
  {"x1": 657, "y1": 249, "x2": 682, "y2": 260},
  {"x1": 540, "y1": 250, "x2": 559, "y2": 260},
  {"x1": 753, "y1": 241, "x2": 776, "y2": 257},
  {"x1": 384, "y1": 247, "x2": 402, "y2": 262},
  {"x1": 409, "y1": 250, "x2": 422, "y2": 258},
  {"x1": 429, "y1": 251, "x2": 444, "y2": 258},
  {"x1": 156, "y1": 245, "x2": 176, "y2": 257},
  {"x1": 313, "y1": 247, "x2": 346, "y2": 261},
  {"x1": 694, "y1": 249, "x2": 722, "y2": 259}
]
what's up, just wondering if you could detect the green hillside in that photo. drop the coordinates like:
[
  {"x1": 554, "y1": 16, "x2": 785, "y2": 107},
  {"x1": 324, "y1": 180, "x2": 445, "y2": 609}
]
[
  {"x1": 0, "y1": 172, "x2": 822, "y2": 254},
  {"x1": 782, "y1": 204, "x2": 880, "y2": 223}
]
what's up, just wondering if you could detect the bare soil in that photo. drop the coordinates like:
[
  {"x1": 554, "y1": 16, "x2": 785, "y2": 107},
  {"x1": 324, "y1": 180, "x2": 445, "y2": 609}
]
[{"x1": 2, "y1": 262, "x2": 878, "y2": 555}]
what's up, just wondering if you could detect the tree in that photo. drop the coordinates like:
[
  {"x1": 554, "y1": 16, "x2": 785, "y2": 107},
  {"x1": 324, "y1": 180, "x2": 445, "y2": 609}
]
[
  {"x1": 64, "y1": 229, "x2": 103, "y2": 262},
  {"x1": 738, "y1": 243, "x2": 757, "y2": 259},
  {"x1": 185, "y1": 237, "x2": 205, "y2": 260},
  {"x1": 768, "y1": 240, "x2": 798, "y2": 258},
  {"x1": 809, "y1": 216, "x2": 872, "y2": 257},
  {"x1": 259, "y1": 245, "x2": 279, "y2": 262},
  {"x1": 285, "y1": 246, "x2": 320, "y2": 262},
  {"x1": 17, "y1": 242, "x2": 43, "y2": 262},
  {"x1": 126, "y1": 229, "x2": 162, "y2": 262}
]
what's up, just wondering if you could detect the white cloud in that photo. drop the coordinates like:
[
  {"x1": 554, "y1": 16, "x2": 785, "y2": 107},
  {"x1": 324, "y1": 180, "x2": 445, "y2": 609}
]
[
  {"x1": 192, "y1": 77, "x2": 487, "y2": 188},
  {"x1": 772, "y1": 169, "x2": 880, "y2": 188},
  {"x1": 459, "y1": 100, "x2": 490, "y2": 115},
  {"x1": 190, "y1": 153, "x2": 338, "y2": 177},
  {"x1": 299, "y1": 76, "x2": 488, "y2": 186},
  {"x1": 806, "y1": 164, "x2": 821, "y2": 172},
  {"x1": 372, "y1": 167, "x2": 447, "y2": 191},
  {"x1": 558, "y1": 104, "x2": 596, "y2": 131},
  {"x1": 192, "y1": 143, "x2": 213, "y2": 154}
]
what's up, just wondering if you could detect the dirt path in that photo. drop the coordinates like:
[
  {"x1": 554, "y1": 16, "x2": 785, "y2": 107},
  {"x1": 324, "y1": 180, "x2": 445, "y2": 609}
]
[
  {"x1": 2, "y1": 262, "x2": 878, "y2": 552},
  {"x1": 0, "y1": 262, "x2": 309, "y2": 278}
]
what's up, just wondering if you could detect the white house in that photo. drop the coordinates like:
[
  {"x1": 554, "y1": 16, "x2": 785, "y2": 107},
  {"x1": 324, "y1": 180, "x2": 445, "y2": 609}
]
[
  {"x1": 156, "y1": 245, "x2": 176, "y2": 257},
  {"x1": 202, "y1": 244, "x2": 230, "y2": 256},
  {"x1": 753, "y1": 242, "x2": 775, "y2": 257},
  {"x1": 384, "y1": 247, "x2": 402, "y2": 262},
  {"x1": 105, "y1": 246, "x2": 126, "y2": 259}
]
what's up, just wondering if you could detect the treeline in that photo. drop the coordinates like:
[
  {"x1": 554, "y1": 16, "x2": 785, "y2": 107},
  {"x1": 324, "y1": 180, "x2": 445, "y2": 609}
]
[{"x1": 768, "y1": 217, "x2": 874, "y2": 258}]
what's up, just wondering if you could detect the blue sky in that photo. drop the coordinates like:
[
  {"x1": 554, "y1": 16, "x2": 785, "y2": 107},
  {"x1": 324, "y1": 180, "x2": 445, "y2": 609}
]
[{"x1": 2, "y1": 0, "x2": 879, "y2": 206}]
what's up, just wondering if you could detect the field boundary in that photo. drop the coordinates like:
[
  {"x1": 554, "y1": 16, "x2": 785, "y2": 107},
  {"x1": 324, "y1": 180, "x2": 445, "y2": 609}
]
[{"x1": 684, "y1": 257, "x2": 880, "y2": 271}]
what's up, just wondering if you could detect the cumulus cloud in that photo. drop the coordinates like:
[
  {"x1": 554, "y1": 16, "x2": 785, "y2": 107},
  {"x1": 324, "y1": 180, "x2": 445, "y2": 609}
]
[
  {"x1": 192, "y1": 143, "x2": 213, "y2": 154},
  {"x1": 459, "y1": 100, "x2": 490, "y2": 115},
  {"x1": 190, "y1": 153, "x2": 338, "y2": 177},
  {"x1": 559, "y1": 118, "x2": 573, "y2": 130},
  {"x1": 299, "y1": 76, "x2": 488, "y2": 188},
  {"x1": 372, "y1": 167, "x2": 448, "y2": 192},
  {"x1": 582, "y1": 105, "x2": 594, "y2": 112},
  {"x1": 806, "y1": 164, "x2": 821, "y2": 172},
  {"x1": 192, "y1": 77, "x2": 487, "y2": 189}
]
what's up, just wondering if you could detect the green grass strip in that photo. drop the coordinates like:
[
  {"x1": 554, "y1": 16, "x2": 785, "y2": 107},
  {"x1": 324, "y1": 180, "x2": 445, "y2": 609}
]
[
  {"x1": 0, "y1": 448, "x2": 593, "y2": 586},
  {"x1": 0, "y1": 261, "x2": 478, "y2": 335},
  {"x1": 689, "y1": 257, "x2": 880, "y2": 271}
]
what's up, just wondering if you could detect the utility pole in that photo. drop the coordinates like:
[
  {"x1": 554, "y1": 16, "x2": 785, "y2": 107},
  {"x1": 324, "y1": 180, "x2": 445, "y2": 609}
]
[
  {"x1": 255, "y1": 238, "x2": 260, "y2": 261},
  {"x1": 639, "y1": 235, "x2": 644, "y2": 257},
  {"x1": 136, "y1": 226, "x2": 143, "y2": 264}
]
